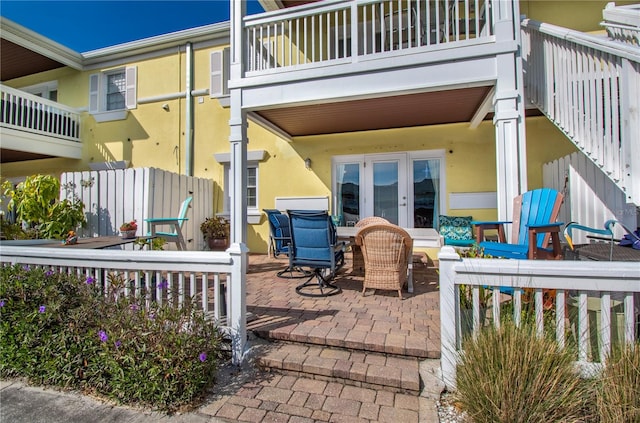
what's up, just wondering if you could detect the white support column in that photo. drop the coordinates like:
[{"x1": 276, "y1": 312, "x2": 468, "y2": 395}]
[
  {"x1": 229, "y1": 0, "x2": 248, "y2": 245},
  {"x1": 492, "y1": 0, "x2": 527, "y2": 223},
  {"x1": 438, "y1": 246, "x2": 462, "y2": 390},
  {"x1": 227, "y1": 0, "x2": 248, "y2": 366}
]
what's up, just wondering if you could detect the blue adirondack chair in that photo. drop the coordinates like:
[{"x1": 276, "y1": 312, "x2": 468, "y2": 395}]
[
  {"x1": 288, "y1": 209, "x2": 345, "y2": 297},
  {"x1": 472, "y1": 188, "x2": 564, "y2": 260},
  {"x1": 145, "y1": 196, "x2": 192, "y2": 250}
]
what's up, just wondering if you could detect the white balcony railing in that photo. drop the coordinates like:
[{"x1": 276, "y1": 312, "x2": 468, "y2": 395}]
[
  {"x1": 1, "y1": 84, "x2": 81, "y2": 142},
  {"x1": 521, "y1": 19, "x2": 640, "y2": 205},
  {"x1": 438, "y1": 247, "x2": 640, "y2": 390},
  {"x1": 243, "y1": 0, "x2": 494, "y2": 73},
  {"x1": 0, "y1": 245, "x2": 248, "y2": 365}
]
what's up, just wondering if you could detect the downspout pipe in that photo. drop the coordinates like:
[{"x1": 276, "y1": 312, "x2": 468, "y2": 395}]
[{"x1": 185, "y1": 42, "x2": 194, "y2": 176}]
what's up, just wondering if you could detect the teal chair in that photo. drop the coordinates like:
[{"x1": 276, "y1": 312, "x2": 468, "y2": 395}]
[
  {"x1": 145, "y1": 196, "x2": 192, "y2": 250},
  {"x1": 438, "y1": 215, "x2": 475, "y2": 247},
  {"x1": 472, "y1": 188, "x2": 564, "y2": 260}
]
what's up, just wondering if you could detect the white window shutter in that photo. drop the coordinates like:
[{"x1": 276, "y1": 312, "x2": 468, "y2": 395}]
[
  {"x1": 125, "y1": 66, "x2": 137, "y2": 109},
  {"x1": 89, "y1": 73, "x2": 99, "y2": 113},
  {"x1": 210, "y1": 50, "x2": 223, "y2": 98},
  {"x1": 223, "y1": 47, "x2": 230, "y2": 95}
]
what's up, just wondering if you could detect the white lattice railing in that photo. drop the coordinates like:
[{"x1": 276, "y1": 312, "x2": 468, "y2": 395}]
[
  {"x1": 438, "y1": 246, "x2": 640, "y2": 390},
  {"x1": 1, "y1": 84, "x2": 81, "y2": 142},
  {"x1": 244, "y1": 0, "x2": 494, "y2": 73},
  {"x1": 0, "y1": 245, "x2": 248, "y2": 364},
  {"x1": 521, "y1": 19, "x2": 640, "y2": 205}
]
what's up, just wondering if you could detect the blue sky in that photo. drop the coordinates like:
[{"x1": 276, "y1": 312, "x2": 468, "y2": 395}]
[{"x1": 1, "y1": 1, "x2": 265, "y2": 52}]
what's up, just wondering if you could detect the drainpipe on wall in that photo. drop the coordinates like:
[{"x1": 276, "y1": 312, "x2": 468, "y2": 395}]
[{"x1": 185, "y1": 42, "x2": 194, "y2": 176}]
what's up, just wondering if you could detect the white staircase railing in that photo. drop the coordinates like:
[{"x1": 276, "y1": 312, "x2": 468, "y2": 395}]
[{"x1": 521, "y1": 19, "x2": 640, "y2": 206}]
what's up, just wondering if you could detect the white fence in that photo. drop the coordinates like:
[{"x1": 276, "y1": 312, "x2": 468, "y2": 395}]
[
  {"x1": 244, "y1": 0, "x2": 494, "y2": 73},
  {"x1": 438, "y1": 246, "x2": 640, "y2": 390},
  {"x1": 61, "y1": 168, "x2": 214, "y2": 251},
  {"x1": 0, "y1": 244, "x2": 248, "y2": 365},
  {"x1": 543, "y1": 152, "x2": 638, "y2": 245},
  {"x1": 521, "y1": 18, "x2": 640, "y2": 205}
]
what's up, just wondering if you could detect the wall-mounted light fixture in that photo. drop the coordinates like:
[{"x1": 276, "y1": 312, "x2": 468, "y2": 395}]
[{"x1": 304, "y1": 157, "x2": 312, "y2": 169}]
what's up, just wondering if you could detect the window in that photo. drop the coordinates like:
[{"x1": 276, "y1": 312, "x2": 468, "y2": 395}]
[
  {"x1": 22, "y1": 81, "x2": 58, "y2": 101},
  {"x1": 214, "y1": 150, "x2": 266, "y2": 225},
  {"x1": 106, "y1": 72, "x2": 126, "y2": 110},
  {"x1": 89, "y1": 66, "x2": 136, "y2": 122}
]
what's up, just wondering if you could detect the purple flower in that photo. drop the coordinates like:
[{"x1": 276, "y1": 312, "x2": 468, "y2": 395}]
[
  {"x1": 38, "y1": 305, "x2": 46, "y2": 313},
  {"x1": 157, "y1": 280, "x2": 169, "y2": 290},
  {"x1": 86, "y1": 276, "x2": 95, "y2": 285},
  {"x1": 115, "y1": 340, "x2": 122, "y2": 348},
  {"x1": 98, "y1": 330, "x2": 108, "y2": 342},
  {"x1": 129, "y1": 304, "x2": 139, "y2": 311},
  {"x1": 45, "y1": 270, "x2": 54, "y2": 277},
  {"x1": 149, "y1": 313, "x2": 155, "y2": 320},
  {"x1": 199, "y1": 352, "x2": 207, "y2": 362},
  {"x1": 22, "y1": 265, "x2": 30, "y2": 271},
  {"x1": 0, "y1": 300, "x2": 5, "y2": 307}
]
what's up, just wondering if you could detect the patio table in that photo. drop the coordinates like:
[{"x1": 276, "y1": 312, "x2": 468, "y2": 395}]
[
  {"x1": 30, "y1": 235, "x2": 155, "y2": 250},
  {"x1": 336, "y1": 226, "x2": 441, "y2": 294}
]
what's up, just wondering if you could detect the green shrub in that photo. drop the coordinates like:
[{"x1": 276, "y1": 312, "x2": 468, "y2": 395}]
[
  {"x1": 1, "y1": 174, "x2": 86, "y2": 240},
  {"x1": 0, "y1": 264, "x2": 225, "y2": 412},
  {"x1": 454, "y1": 322, "x2": 594, "y2": 423},
  {"x1": 595, "y1": 343, "x2": 640, "y2": 423}
]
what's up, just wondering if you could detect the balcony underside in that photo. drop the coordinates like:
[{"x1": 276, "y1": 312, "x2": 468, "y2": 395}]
[
  {"x1": 0, "y1": 127, "x2": 82, "y2": 163},
  {"x1": 255, "y1": 85, "x2": 492, "y2": 136},
  {"x1": 242, "y1": 51, "x2": 507, "y2": 136}
]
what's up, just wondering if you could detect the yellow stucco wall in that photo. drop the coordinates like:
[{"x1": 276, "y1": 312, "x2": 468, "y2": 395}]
[
  {"x1": 4, "y1": 2, "x2": 599, "y2": 254},
  {"x1": 520, "y1": 0, "x2": 638, "y2": 33}
]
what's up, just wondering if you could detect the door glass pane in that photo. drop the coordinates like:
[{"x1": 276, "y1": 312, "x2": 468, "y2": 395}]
[
  {"x1": 373, "y1": 161, "x2": 398, "y2": 224},
  {"x1": 413, "y1": 159, "x2": 440, "y2": 228},
  {"x1": 336, "y1": 163, "x2": 360, "y2": 226}
]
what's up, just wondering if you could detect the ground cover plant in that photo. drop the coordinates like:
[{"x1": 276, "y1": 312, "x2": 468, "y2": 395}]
[
  {"x1": 595, "y1": 343, "x2": 640, "y2": 423},
  {"x1": 0, "y1": 264, "x2": 225, "y2": 412}
]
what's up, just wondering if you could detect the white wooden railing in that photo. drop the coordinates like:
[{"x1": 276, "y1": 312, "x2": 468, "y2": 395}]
[
  {"x1": 244, "y1": 0, "x2": 494, "y2": 73},
  {"x1": 1, "y1": 84, "x2": 81, "y2": 142},
  {"x1": 0, "y1": 244, "x2": 248, "y2": 365},
  {"x1": 521, "y1": 19, "x2": 640, "y2": 205},
  {"x1": 438, "y1": 246, "x2": 640, "y2": 389}
]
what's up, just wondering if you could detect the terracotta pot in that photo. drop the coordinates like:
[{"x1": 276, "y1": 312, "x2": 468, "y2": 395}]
[{"x1": 207, "y1": 237, "x2": 228, "y2": 251}]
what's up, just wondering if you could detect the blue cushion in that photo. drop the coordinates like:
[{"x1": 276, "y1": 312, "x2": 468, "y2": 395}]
[
  {"x1": 439, "y1": 215, "x2": 473, "y2": 245},
  {"x1": 271, "y1": 214, "x2": 290, "y2": 237}
]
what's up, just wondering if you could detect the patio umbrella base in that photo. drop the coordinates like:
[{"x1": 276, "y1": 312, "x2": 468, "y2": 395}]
[{"x1": 295, "y1": 270, "x2": 342, "y2": 297}]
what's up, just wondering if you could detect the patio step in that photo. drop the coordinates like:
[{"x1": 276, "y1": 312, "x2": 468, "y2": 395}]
[
  {"x1": 256, "y1": 341, "x2": 422, "y2": 395},
  {"x1": 251, "y1": 324, "x2": 438, "y2": 359}
]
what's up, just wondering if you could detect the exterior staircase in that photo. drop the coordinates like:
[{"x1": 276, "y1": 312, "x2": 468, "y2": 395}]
[{"x1": 521, "y1": 15, "x2": 640, "y2": 206}]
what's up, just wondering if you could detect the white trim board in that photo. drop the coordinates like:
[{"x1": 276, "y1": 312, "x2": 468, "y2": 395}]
[
  {"x1": 449, "y1": 192, "x2": 497, "y2": 210},
  {"x1": 275, "y1": 196, "x2": 329, "y2": 212}
]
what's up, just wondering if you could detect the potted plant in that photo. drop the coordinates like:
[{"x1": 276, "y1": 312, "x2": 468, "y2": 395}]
[
  {"x1": 119, "y1": 220, "x2": 138, "y2": 239},
  {"x1": 200, "y1": 216, "x2": 229, "y2": 250}
]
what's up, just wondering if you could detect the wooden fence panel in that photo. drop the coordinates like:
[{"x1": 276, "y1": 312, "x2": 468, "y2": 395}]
[{"x1": 61, "y1": 168, "x2": 214, "y2": 251}]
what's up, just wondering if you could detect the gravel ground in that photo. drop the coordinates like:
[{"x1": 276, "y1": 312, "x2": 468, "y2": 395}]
[{"x1": 436, "y1": 392, "x2": 471, "y2": 423}]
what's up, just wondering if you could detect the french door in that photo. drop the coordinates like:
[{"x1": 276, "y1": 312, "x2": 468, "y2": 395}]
[{"x1": 333, "y1": 151, "x2": 444, "y2": 228}]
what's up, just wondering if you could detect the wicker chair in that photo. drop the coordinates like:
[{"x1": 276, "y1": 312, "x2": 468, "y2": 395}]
[
  {"x1": 352, "y1": 216, "x2": 390, "y2": 274},
  {"x1": 355, "y1": 223, "x2": 413, "y2": 299}
]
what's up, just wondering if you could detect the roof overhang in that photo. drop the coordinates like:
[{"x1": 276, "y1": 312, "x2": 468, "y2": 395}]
[{"x1": 1, "y1": 17, "x2": 83, "y2": 81}]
